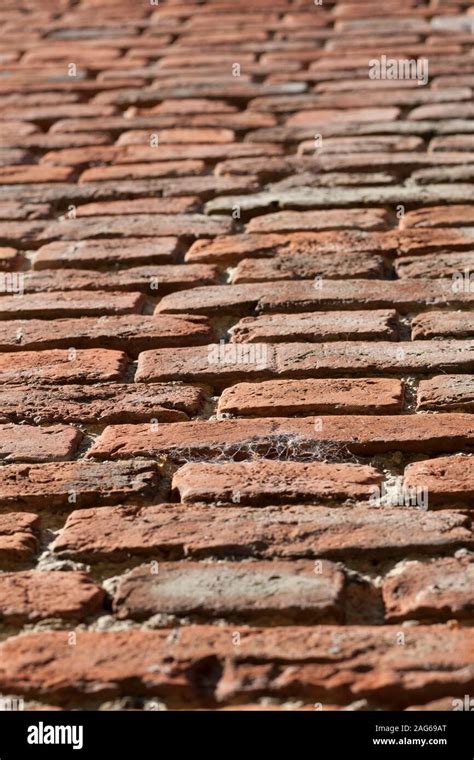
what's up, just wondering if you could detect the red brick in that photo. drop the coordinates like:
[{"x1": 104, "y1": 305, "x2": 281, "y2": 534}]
[
  {"x1": 127, "y1": 127, "x2": 236, "y2": 143},
  {"x1": 135, "y1": 341, "x2": 473, "y2": 387},
  {"x1": 395, "y1": 251, "x2": 474, "y2": 279},
  {"x1": 0, "y1": 122, "x2": 39, "y2": 137},
  {"x1": 0, "y1": 166, "x2": 75, "y2": 184},
  {"x1": 0, "y1": 291, "x2": 144, "y2": 319},
  {"x1": 53, "y1": 504, "x2": 474, "y2": 563},
  {"x1": 286, "y1": 107, "x2": 400, "y2": 126},
  {"x1": 113, "y1": 560, "x2": 345, "y2": 623},
  {"x1": 0, "y1": 424, "x2": 81, "y2": 463},
  {"x1": 33, "y1": 238, "x2": 179, "y2": 270},
  {"x1": 5, "y1": 132, "x2": 113, "y2": 150},
  {"x1": 40, "y1": 145, "x2": 118, "y2": 166},
  {"x1": 114, "y1": 140, "x2": 282, "y2": 160},
  {"x1": 0, "y1": 315, "x2": 212, "y2": 355},
  {"x1": 295, "y1": 151, "x2": 474, "y2": 173},
  {"x1": 230, "y1": 311, "x2": 398, "y2": 342},
  {"x1": 214, "y1": 155, "x2": 298, "y2": 180},
  {"x1": 0, "y1": 571, "x2": 104, "y2": 623},
  {"x1": 429, "y1": 135, "x2": 474, "y2": 152},
  {"x1": 0, "y1": 177, "x2": 264, "y2": 205},
  {"x1": 17, "y1": 265, "x2": 219, "y2": 296},
  {"x1": 404, "y1": 455, "x2": 474, "y2": 506},
  {"x1": 408, "y1": 103, "x2": 474, "y2": 120},
  {"x1": 231, "y1": 253, "x2": 385, "y2": 282},
  {"x1": 88, "y1": 414, "x2": 474, "y2": 461},
  {"x1": 78, "y1": 160, "x2": 205, "y2": 183},
  {"x1": 245, "y1": 209, "x2": 391, "y2": 233},
  {"x1": 412, "y1": 312, "x2": 474, "y2": 340},
  {"x1": 41, "y1": 214, "x2": 233, "y2": 241},
  {"x1": 0, "y1": 383, "x2": 203, "y2": 424},
  {"x1": 155, "y1": 280, "x2": 474, "y2": 316},
  {"x1": 149, "y1": 98, "x2": 238, "y2": 113},
  {"x1": 2, "y1": 624, "x2": 474, "y2": 705},
  {"x1": 218, "y1": 378, "x2": 404, "y2": 416},
  {"x1": 0, "y1": 513, "x2": 39, "y2": 564},
  {"x1": 383, "y1": 557, "x2": 474, "y2": 622},
  {"x1": 0, "y1": 459, "x2": 160, "y2": 509},
  {"x1": 186, "y1": 231, "x2": 398, "y2": 265},
  {"x1": 400, "y1": 205, "x2": 474, "y2": 229},
  {"x1": 0, "y1": 220, "x2": 47, "y2": 243},
  {"x1": 173, "y1": 460, "x2": 382, "y2": 505},
  {"x1": 0, "y1": 349, "x2": 128, "y2": 385},
  {"x1": 205, "y1": 187, "x2": 474, "y2": 216},
  {"x1": 297, "y1": 134, "x2": 423, "y2": 154},
  {"x1": 72, "y1": 197, "x2": 201, "y2": 217},
  {"x1": 417, "y1": 376, "x2": 474, "y2": 412},
  {"x1": 0, "y1": 202, "x2": 51, "y2": 221}
]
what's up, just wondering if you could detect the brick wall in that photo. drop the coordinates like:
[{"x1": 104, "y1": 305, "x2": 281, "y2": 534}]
[{"x1": 0, "y1": 0, "x2": 472, "y2": 711}]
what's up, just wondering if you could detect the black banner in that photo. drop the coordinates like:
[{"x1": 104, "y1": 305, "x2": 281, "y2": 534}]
[{"x1": 0, "y1": 710, "x2": 471, "y2": 757}]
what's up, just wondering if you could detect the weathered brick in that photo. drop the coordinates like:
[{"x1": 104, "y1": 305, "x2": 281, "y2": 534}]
[
  {"x1": 286, "y1": 108, "x2": 401, "y2": 125},
  {"x1": 16, "y1": 265, "x2": 219, "y2": 296},
  {"x1": 124, "y1": 127, "x2": 236, "y2": 143},
  {"x1": 135, "y1": 341, "x2": 474, "y2": 387},
  {"x1": 0, "y1": 424, "x2": 81, "y2": 463},
  {"x1": 78, "y1": 160, "x2": 205, "y2": 183},
  {"x1": 1, "y1": 132, "x2": 113, "y2": 150},
  {"x1": 72, "y1": 197, "x2": 201, "y2": 216},
  {"x1": 0, "y1": 625, "x2": 471, "y2": 706},
  {"x1": 246, "y1": 208, "x2": 391, "y2": 233},
  {"x1": 0, "y1": 220, "x2": 47, "y2": 243},
  {"x1": 0, "y1": 571, "x2": 104, "y2": 623},
  {"x1": 290, "y1": 151, "x2": 474, "y2": 173},
  {"x1": 113, "y1": 560, "x2": 345, "y2": 623},
  {"x1": 0, "y1": 202, "x2": 51, "y2": 221},
  {"x1": 429, "y1": 135, "x2": 474, "y2": 152},
  {"x1": 53, "y1": 504, "x2": 474, "y2": 563},
  {"x1": 297, "y1": 135, "x2": 423, "y2": 155},
  {"x1": 0, "y1": 165, "x2": 75, "y2": 184},
  {"x1": 404, "y1": 455, "x2": 474, "y2": 506},
  {"x1": 395, "y1": 251, "x2": 474, "y2": 279},
  {"x1": 231, "y1": 252, "x2": 386, "y2": 282},
  {"x1": 400, "y1": 205, "x2": 474, "y2": 229},
  {"x1": 88, "y1": 414, "x2": 474, "y2": 461},
  {"x1": 173, "y1": 460, "x2": 383, "y2": 505},
  {"x1": 205, "y1": 188, "x2": 474, "y2": 215},
  {"x1": 0, "y1": 459, "x2": 160, "y2": 509},
  {"x1": 229, "y1": 311, "x2": 398, "y2": 342},
  {"x1": 0, "y1": 247, "x2": 22, "y2": 270},
  {"x1": 408, "y1": 103, "x2": 474, "y2": 120},
  {"x1": 41, "y1": 214, "x2": 233, "y2": 240},
  {"x1": 3, "y1": 0, "x2": 474, "y2": 713},
  {"x1": 0, "y1": 513, "x2": 39, "y2": 564},
  {"x1": 114, "y1": 140, "x2": 281, "y2": 160},
  {"x1": 0, "y1": 380, "x2": 203, "y2": 424},
  {"x1": 218, "y1": 378, "x2": 404, "y2": 416},
  {"x1": 417, "y1": 376, "x2": 474, "y2": 412},
  {"x1": 0, "y1": 349, "x2": 128, "y2": 385},
  {"x1": 185, "y1": 231, "x2": 398, "y2": 265},
  {"x1": 0, "y1": 315, "x2": 212, "y2": 355},
  {"x1": 383, "y1": 557, "x2": 474, "y2": 622},
  {"x1": 260, "y1": 280, "x2": 474, "y2": 313},
  {"x1": 0, "y1": 291, "x2": 144, "y2": 319},
  {"x1": 33, "y1": 238, "x2": 179, "y2": 270},
  {"x1": 412, "y1": 312, "x2": 474, "y2": 340},
  {"x1": 155, "y1": 280, "x2": 474, "y2": 316}
]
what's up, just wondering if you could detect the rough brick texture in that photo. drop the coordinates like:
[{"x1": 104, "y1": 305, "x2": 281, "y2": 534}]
[{"x1": 1, "y1": 0, "x2": 473, "y2": 714}]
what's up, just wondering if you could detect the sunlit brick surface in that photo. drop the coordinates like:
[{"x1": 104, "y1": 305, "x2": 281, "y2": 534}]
[{"x1": 0, "y1": 0, "x2": 473, "y2": 711}]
